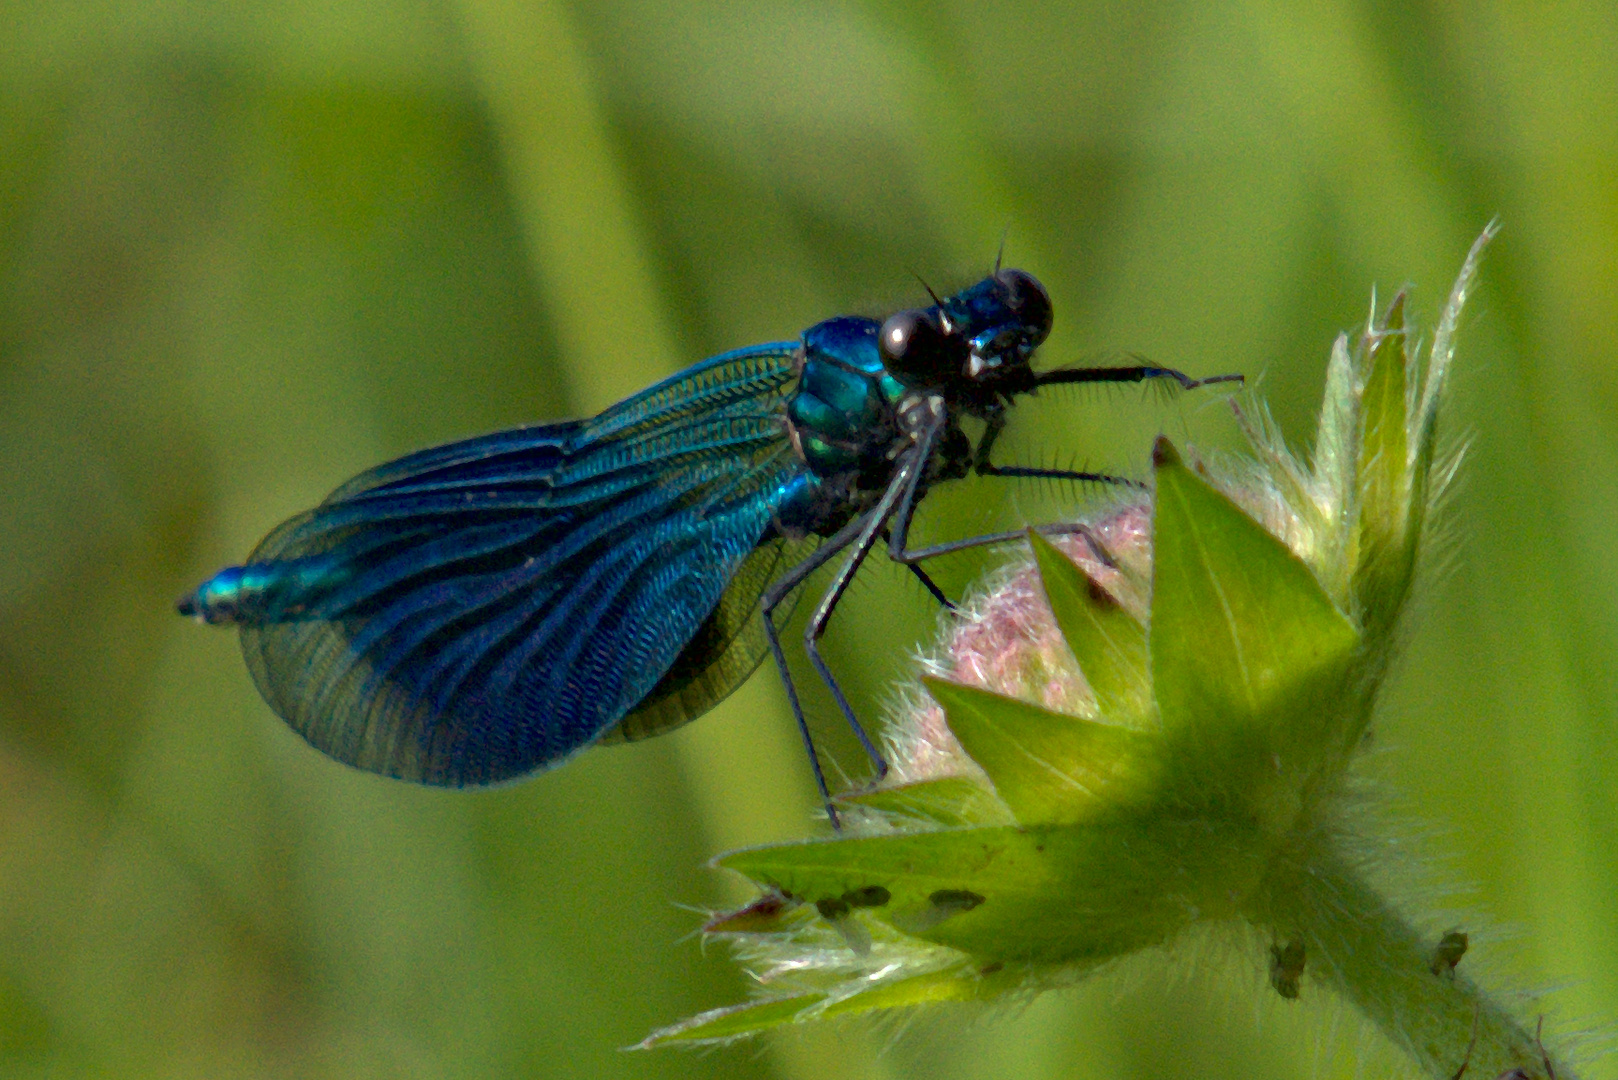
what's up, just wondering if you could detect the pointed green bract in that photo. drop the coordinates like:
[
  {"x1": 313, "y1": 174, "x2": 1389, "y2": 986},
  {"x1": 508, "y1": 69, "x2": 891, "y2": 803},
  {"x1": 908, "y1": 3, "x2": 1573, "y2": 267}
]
[
  {"x1": 922, "y1": 677, "x2": 1160, "y2": 825},
  {"x1": 1355, "y1": 292, "x2": 1414, "y2": 630},
  {"x1": 1395, "y1": 221, "x2": 1497, "y2": 638},
  {"x1": 838, "y1": 776, "x2": 1013, "y2": 827},
  {"x1": 1312, "y1": 332, "x2": 1361, "y2": 602},
  {"x1": 814, "y1": 964, "x2": 1009, "y2": 1014},
  {"x1": 1149, "y1": 440, "x2": 1360, "y2": 792},
  {"x1": 1232, "y1": 402, "x2": 1327, "y2": 569},
  {"x1": 719, "y1": 819, "x2": 1267, "y2": 963},
  {"x1": 639, "y1": 964, "x2": 1024, "y2": 1046},
  {"x1": 638, "y1": 993, "x2": 828, "y2": 1046},
  {"x1": 1028, "y1": 531, "x2": 1150, "y2": 722}
]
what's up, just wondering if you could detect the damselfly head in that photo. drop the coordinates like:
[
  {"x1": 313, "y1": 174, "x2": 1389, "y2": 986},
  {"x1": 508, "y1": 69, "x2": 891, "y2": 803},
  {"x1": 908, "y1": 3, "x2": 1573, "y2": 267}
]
[{"x1": 879, "y1": 269, "x2": 1053, "y2": 391}]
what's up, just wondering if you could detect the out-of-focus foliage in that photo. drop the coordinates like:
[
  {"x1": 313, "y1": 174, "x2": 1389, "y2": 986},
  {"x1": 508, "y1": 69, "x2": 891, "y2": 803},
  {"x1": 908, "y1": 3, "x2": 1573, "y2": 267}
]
[{"x1": 0, "y1": 3, "x2": 1613, "y2": 1079}]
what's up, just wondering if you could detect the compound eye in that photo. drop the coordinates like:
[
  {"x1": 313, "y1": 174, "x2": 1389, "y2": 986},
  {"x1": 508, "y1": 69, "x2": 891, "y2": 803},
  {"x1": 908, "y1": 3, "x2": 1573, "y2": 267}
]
[
  {"x1": 879, "y1": 309, "x2": 956, "y2": 383},
  {"x1": 996, "y1": 269, "x2": 1053, "y2": 345}
]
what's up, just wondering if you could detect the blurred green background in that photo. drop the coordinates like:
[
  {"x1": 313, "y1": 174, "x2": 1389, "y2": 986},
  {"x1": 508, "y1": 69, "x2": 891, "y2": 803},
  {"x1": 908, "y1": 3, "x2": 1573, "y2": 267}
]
[{"x1": 2, "y1": 1, "x2": 1615, "y2": 1077}]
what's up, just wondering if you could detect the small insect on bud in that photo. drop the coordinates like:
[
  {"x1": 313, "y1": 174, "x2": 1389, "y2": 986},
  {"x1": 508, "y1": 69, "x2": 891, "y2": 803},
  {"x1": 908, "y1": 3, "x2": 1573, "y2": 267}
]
[
  {"x1": 813, "y1": 895, "x2": 871, "y2": 955},
  {"x1": 1432, "y1": 930, "x2": 1469, "y2": 978},
  {"x1": 702, "y1": 891, "x2": 796, "y2": 935},
  {"x1": 1270, "y1": 940, "x2": 1307, "y2": 1000},
  {"x1": 842, "y1": 885, "x2": 891, "y2": 908}
]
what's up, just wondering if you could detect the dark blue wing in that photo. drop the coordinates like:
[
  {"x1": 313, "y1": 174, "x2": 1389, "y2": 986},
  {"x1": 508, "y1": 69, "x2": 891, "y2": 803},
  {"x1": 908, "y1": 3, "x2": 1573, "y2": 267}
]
[
  {"x1": 223, "y1": 343, "x2": 803, "y2": 786},
  {"x1": 602, "y1": 529, "x2": 817, "y2": 745}
]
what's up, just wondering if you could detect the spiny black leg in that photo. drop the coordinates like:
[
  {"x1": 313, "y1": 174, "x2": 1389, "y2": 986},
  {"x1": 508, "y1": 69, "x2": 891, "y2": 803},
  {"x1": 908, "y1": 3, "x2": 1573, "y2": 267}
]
[
  {"x1": 887, "y1": 405, "x2": 1120, "y2": 571},
  {"x1": 761, "y1": 443, "x2": 925, "y2": 827},
  {"x1": 973, "y1": 409, "x2": 1007, "y2": 473},
  {"x1": 907, "y1": 562, "x2": 956, "y2": 611},
  {"x1": 963, "y1": 361, "x2": 1239, "y2": 564},
  {"x1": 889, "y1": 522, "x2": 1118, "y2": 569},
  {"x1": 882, "y1": 526, "x2": 956, "y2": 611},
  {"x1": 977, "y1": 464, "x2": 1145, "y2": 489},
  {"x1": 761, "y1": 512, "x2": 872, "y2": 829},
  {"x1": 787, "y1": 442, "x2": 946, "y2": 810},
  {"x1": 803, "y1": 637, "x2": 886, "y2": 783},
  {"x1": 799, "y1": 501, "x2": 920, "y2": 786},
  {"x1": 1035, "y1": 364, "x2": 1244, "y2": 392},
  {"x1": 761, "y1": 612, "x2": 839, "y2": 829}
]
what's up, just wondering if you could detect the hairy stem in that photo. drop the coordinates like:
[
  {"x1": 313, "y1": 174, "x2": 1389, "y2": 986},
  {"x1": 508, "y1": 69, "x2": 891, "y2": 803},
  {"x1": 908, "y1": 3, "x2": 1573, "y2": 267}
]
[{"x1": 1250, "y1": 845, "x2": 1566, "y2": 1080}]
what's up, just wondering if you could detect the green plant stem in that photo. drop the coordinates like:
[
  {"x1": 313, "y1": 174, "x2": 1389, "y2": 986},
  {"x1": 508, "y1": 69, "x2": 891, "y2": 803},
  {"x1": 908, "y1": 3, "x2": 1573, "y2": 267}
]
[{"x1": 1250, "y1": 845, "x2": 1566, "y2": 1080}]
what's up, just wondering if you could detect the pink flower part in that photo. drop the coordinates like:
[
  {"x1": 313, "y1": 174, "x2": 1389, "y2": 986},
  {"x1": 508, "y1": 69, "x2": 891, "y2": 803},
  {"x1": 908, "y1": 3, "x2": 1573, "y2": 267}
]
[
  {"x1": 894, "y1": 505, "x2": 1154, "y2": 782},
  {"x1": 949, "y1": 504, "x2": 1151, "y2": 706}
]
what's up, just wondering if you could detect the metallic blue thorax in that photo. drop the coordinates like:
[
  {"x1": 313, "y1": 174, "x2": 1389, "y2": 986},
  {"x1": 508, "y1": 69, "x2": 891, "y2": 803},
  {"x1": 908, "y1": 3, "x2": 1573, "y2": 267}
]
[
  {"x1": 775, "y1": 316, "x2": 914, "y2": 539},
  {"x1": 785, "y1": 316, "x2": 907, "y2": 476},
  {"x1": 776, "y1": 276, "x2": 1039, "y2": 537}
]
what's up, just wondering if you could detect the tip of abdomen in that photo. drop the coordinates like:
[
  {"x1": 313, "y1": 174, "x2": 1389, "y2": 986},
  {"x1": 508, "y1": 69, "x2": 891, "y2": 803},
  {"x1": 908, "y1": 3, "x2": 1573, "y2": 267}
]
[{"x1": 176, "y1": 565, "x2": 252, "y2": 625}]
